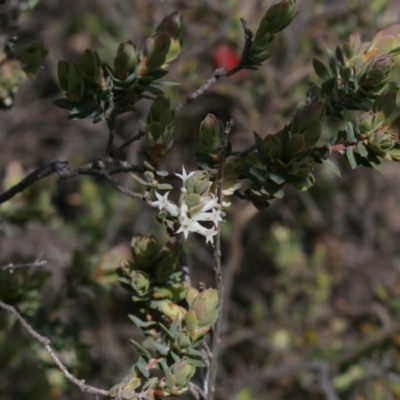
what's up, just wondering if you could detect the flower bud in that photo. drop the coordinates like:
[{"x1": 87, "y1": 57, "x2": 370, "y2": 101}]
[
  {"x1": 184, "y1": 310, "x2": 198, "y2": 331},
  {"x1": 130, "y1": 271, "x2": 150, "y2": 298},
  {"x1": 17, "y1": 42, "x2": 48, "y2": 76},
  {"x1": 80, "y1": 49, "x2": 106, "y2": 88},
  {"x1": 57, "y1": 60, "x2": 84, "y2": 101},
  {"x1": 185, "y1": 171, "x2": 210, "y2": 196},
  {"x1": 130, "y1": 234, "x2": 159, "y2": 269},
  {"x1": 199, "y1": 114, "x2": 223, "y2": 156},
  {"x1": 186, "y1": 287, "x2": 200, "y2": 306},
  {"x1": 158, "y1": 300, "x2": 186, "y2": 322},
  {"x1": 190, "y1": 288, "x2": 219, "y2": 327},
  {"x1": 144, "y1": 32, "x2": 171, "y2": 59},
  {"x1": 168, "y1": 360, "x2": 196, "y2": 390},
  {"x1": 114, "y1": 40, "x2": 138, "y2": 80},
  {"x1": 175, "y1": 331, "x2": 192, "y2": 349},
  {"x1": 156, "y1": 12, "x2": 183, "y2": 42},
  {"x1": 259, "y1": 0, "x2": 297, "y2": 37}
]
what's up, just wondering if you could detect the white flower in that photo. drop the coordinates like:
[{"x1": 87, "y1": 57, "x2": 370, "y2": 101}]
[
  {"x1": 204, "y1": 227, "x2": 218, "y2": 245},
  {"x1": 179, "y1": 203, "x2": 189, "y2": 219},
  {"x1": 176, "y1": 217, "x2": 219, "y2": 245},
  {"x1": 176, "y1": 216, "x2": 194, "y2": 240},
  {"x1": 175, "y1": 166, "x2": 196, "y2": 185},
  {"x1": 151, "y1": 191, "x2": 179, "y2": 216},
  {"x1": 197, "y1": 195, "x2": 220, "y2": 213},
  {"x1": 222, "y1": 182, "x2": 242, "y2": 196},
  {"x1": 192, "y1": 208, "x2": 223, "y2": 227}
]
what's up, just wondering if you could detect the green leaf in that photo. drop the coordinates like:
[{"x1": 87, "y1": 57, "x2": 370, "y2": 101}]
[
  {"x1": 335, "y1": 46, "x2": 346, "y2": 66},
  {"x1": 313, "y1": 58, "x2": 330, "y2": 80},
  {"x1": 268, "y1": 171, "x2": 285, "y2": 185},
  {"x1": 356, "y1": 141, "x2": 368, "y2": 157},
  {"x1": 287, "y1": 134, "x2": 305, "y2": 157},
  {"x1": 158, "y1": 322, "x2": 175, "y2": 340},
  {"x1": 143, "y1": 340, "x2": 169, "y2": 356},
  {"x1": 186, "y1": 348, "x2": 203, "y2": 357},
  {"x1": 155, "y1": 81, "x2": 180, "y2": 86},
  {"x1": 346, "y1": 147, "x2": 357, "y2": 169},
  {"x1": 53, "y1": 99, "x2": 81, "y2": 109},
  {"x1": 303, "y1": 120, "x2": 322, "y2": 148},
  {"x1": 321, "y1": 77, "x2": 337, "y2": 96},
  {"x1": 253, "y1": 131, "x2": 265, "y2": 154},
  {"x1": 166, "y1": 316, "x2": 179, "y2": 339},
  {"x1": 156, "y1": 183, "x2": 174, "y2": 190},
  {"x1": 142, "y1": 377, "x2": 159, "y2": 392},
  {"x1": 321, "y1": 158, "x2": 341, "y2": 177},
  {"x1": 130, "y1": 340, "x2": 152, "y2": 359},
  {"x1": 136, "y1": 356, "x2": 150, "y2": 378},
  {"x1": 131, "y1": 173, "x2": 148, "y2": 186},
  {"x1": 249, "y1": 167, "x2": 266, "y2": 182},
  {"x1": 367, "y1": 154, "x2": 384, "y2": 173},
  {"x1": 345, "y1": 122, "x2": 357, "y2": 143},
  {"x1": 327, "y1": 49, "x2": 338, "y2": 75},
  {"x1": 186, "y1": 357, "x2": 205, "y2": 367},
  {"x1": 128, "y1": 315, "x2": 156, "y2": 329}
]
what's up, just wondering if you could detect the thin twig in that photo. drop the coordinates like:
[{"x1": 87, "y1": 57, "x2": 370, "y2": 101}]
[
  {"x1": 316, "y1": 362, "x2": 339, "y2": 400},
  {"x1": 0, "y1": 158, "x2": 144, "y2": 205},
  {"x1": 175, "y1": 19, "x2": 255, "y2": 112},
  {"x1": 207, "y1": 119, "x2": 235, "y2": 400},
  {"x1": 112, "y1": 128, "x2": 146, "y2": 156},
  {"x1": 175, "y1": 68, "x2": 226, "y2": 112},
  {"x1": 1, "y1": 255, "x2": 47, "y2": 271},
  {"x1": 189, "y1": 382, "x2": 206, "y2": 400},
  {"x1": 0, "y1": 299, "x2": 110, "y2": 397},
  {"x1": 106, "y1": 107, "x2": 118, "y2": 154},
  {"x1": 224, "y1": 19, "x2": 255, "y2": 77},
  {"x1": 178, "y1": 233, "x2": 191, "y2": 285},
  {"x1": 102, "y1": 173, "x2": 149, "y2": 201},
  {"x1": 0, "y1": 161, "x2": 68, "y2": 204}
]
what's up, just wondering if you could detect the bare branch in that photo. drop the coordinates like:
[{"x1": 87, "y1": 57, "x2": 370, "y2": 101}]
[
  {"x1": 175, "y1": 19, "x2": 255, "y2": 112},
  {"x1": 175, "y1": 68, "x2": 226, "y2": 112},
  {"x1": 112, "y1": 128, "x2": 146, "y2": 157},
  {"x1": 1, "y1": 254, "x2": 47, "y2": 271},
  {"x1": 0, "y1": 299, "x2": 110, "y2": 397},
  {"x1": 177, "y1": 233, "x2": 191, "y2": 286},
  {"x1": 207, "y1": 119, "x2": 235, "y2": 400},
  {"x1": 0, "y1": 161, "x2": 68, "y2": 204},
  {"x1": 189, "y1": 382, "x2": 206, "y2": 400},
  {"x1": 102, "y1": 173, "x2": 149, "y2": 201},
  {"x1": 105, "y1": 107, "x2": 118, "y2": 155},
  {"x1": 0, "y1": 158, "x2": 145, "y2": 205}
]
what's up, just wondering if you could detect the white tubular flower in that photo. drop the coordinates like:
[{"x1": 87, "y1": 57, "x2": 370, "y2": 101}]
[
  {"x1": 176, "y1": 217, "x2": 193, "y2": 240},
  {"x1": 192, "y1": 208, "x2": 223, "y2": 227},
  {"x1": 205, "y1": 227, "x2": 218, "y2": 245},
  {"x1": 151, "y1": 191, "x2": 179, "y2": 216},
  {"x1": 197, "y1": 195, "x2": 220, "y2": 213},
  {"x1": 222, "y1": 182, "x2": 242, "y2": 197},
  {"x1": 179, "y1": 203, "x2": 189, "y2": 219},
  {"x1": 175, "y1": 166, "x2": 196, "y2": 185}
]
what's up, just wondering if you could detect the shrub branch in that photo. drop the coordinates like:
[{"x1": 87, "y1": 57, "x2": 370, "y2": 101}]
[{"x1": 0, "y1": 299, "x2": 110, "y2": 397}]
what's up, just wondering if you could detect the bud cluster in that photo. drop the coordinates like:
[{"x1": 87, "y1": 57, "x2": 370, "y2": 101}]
[
  {"x1": 248, "y1": 0, "x2": 297, "y2": 67},
  {"x1": 54, "y1": 12, "x2": 183, "y2": 121},
  {"x1": 0, "y1": 42, "x2": 48, "y2": 109},
  {"x1": 110, "y1": 235, "x2": 219, "y2": 399},
  {"x1": 146, "y1": 95, "x2": 175, "y2": 161}
]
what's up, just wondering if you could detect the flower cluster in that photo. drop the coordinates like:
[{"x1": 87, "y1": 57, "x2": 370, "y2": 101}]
[{"x1": 151, "y1": 167, "x2": 225, "y2": 245}]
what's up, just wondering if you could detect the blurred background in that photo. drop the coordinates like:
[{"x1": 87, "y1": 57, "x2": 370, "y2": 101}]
[{"x1": 1, "y1": 0, "x2": 400, "y2": 399}]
